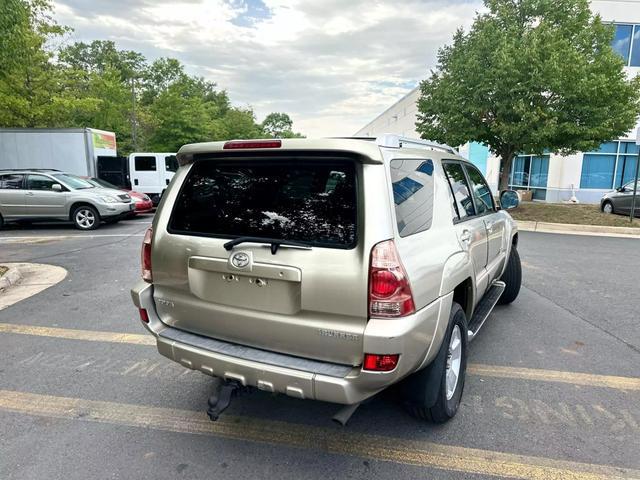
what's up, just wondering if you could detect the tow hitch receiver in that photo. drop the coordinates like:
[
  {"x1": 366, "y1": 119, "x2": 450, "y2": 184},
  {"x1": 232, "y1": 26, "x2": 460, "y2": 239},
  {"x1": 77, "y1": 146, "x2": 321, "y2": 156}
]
[{"x1": 206, "y1": 379, "x2": 252, "y2": 421}]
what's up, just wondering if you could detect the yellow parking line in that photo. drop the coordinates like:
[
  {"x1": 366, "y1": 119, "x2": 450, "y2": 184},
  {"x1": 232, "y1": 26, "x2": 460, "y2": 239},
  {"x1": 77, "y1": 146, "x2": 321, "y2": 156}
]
[
  {"x1": 468, "y1": 364, "x2": 640, "y2": 391},
  {"x1": 0, "y1": 323, "x2": 154, "y2": 346},
  {"x1": 0, "y1": 389, "x2": 637, "y2": 480},
  {"x1": 1, "y1": 322, "x2": 639, "y2": 391}
]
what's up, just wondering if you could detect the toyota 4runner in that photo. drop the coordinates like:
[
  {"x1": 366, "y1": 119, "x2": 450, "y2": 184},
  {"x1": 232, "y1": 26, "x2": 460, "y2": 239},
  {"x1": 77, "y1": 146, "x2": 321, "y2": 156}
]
[{"x1": 131, "y1": 135, "x2": 521, "y2": 424}]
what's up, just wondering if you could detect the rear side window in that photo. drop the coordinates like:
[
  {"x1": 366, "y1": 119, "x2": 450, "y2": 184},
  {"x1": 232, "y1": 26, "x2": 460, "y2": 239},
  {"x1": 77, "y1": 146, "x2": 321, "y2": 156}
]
[
  {"x1": 169, "y1": 160, "x2": 358, "y2": 248},
  {"x1": 390, "y1": 159, "x2": 434, "y2": 236},
  {"x1": 443, "y1": 162, "x2": 475, "y2": 220},
  {"x1": 0, "y1": 174, "x2": 24, "y2": 189},
  {"x1": 135, "y1": 156, "x2": 156, "y2": 171}
]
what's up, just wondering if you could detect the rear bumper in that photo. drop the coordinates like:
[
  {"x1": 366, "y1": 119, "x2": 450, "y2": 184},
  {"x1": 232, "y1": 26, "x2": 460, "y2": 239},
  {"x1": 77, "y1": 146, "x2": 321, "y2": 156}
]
[{"x1": 131, "y1": 281, "x2": 451, "y2": 405}]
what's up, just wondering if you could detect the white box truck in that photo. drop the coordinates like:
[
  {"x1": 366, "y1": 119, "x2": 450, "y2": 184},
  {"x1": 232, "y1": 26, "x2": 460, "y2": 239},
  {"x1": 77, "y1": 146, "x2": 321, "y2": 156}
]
[{"x1": 0, "y1": 128, "x2": 130, "y2": 188}]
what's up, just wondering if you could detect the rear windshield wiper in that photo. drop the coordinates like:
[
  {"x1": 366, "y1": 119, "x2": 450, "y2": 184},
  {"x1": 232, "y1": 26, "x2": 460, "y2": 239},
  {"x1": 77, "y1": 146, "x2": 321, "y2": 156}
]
[{"x1": 223, "y1": 236, "x2": 312, "y2": 255}]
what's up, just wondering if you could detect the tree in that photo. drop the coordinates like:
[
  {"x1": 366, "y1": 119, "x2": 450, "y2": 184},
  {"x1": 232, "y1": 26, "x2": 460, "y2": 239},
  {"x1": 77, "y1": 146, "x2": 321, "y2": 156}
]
[
  {"x1": 416, "y1": 0, "x2": 640, "y2": 190},
  {"x1": 262, "y1": 112, "x2": 304, "y2": 138},
  {"x1": 0, "y1": 0, "x2": 303, "y2": 154},
  {"x1": 0, "y1": 0, "x2": 82, "y2": 127}
]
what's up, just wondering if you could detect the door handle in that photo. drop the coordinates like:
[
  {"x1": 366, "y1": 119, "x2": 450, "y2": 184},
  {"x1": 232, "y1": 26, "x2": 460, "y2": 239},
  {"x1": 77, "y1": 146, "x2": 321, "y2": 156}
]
[
  {"x1": 460, "y1": 230, "x2": 472, "y2": 244},
  {"x1": 485, "y1": 221, "x2": 495, "y2": 233},
  {"x1": 26, "y1": 191, "x2": 35, "y2": 196}
]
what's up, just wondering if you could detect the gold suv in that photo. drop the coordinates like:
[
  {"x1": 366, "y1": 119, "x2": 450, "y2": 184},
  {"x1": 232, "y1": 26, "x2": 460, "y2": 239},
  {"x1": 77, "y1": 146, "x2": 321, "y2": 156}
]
[{"x1": 131, "y1": 135, "x2": 521, "y2": 424}]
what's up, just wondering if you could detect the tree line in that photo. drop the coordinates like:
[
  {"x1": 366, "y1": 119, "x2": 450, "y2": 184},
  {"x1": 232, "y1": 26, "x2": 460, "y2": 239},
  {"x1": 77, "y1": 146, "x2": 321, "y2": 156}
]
[{"x1": 0, "y1": 0, "x2": 303, "y2": 155}]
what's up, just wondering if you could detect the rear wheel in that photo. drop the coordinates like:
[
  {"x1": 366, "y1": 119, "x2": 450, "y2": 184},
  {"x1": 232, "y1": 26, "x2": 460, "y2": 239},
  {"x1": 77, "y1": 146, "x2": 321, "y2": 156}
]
[
  {"x1": 498, "y1": 247, "x2": 521, "y2": 305},
  {"x1": 72, "y1": 205, "x2": 100, "y2": 230},
  {"x1": 401, "y1": 302, "x2": 468, "y2": 422},
  {"x1": 0, "y1": 213, "x2": 4, "y2": 230}
]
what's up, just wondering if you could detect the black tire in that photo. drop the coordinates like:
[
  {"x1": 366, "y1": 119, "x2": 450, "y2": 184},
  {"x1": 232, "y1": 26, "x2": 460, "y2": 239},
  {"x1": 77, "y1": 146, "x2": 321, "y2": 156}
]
[
  {"x1": 401, "y1": 302, "x2": 468, "y2": 423},
  {"x1": 498, "y1": 246, "x2": 521, "y2": 305},
  {"x1": 0, "y1": 213, "x2": 4, "y2": 230},
  {"x1": 72, "y1": 205, "x2": 101, "y2": 230},
  {"x1": 602, "y1": 200, "x2": 614, "y2": 214}
]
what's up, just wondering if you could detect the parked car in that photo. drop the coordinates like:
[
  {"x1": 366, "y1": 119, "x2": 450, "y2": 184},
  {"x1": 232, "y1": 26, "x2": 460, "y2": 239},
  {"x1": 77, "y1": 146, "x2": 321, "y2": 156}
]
[
  {"x1": 131, "y1": 135, "x2": 521, "y2": 424},
  {"x1": 601, "y1": 181, "x2": 640, "y2": 217},
  {"x1": 84, "y1": 177, "x2": 154, "y2": 214},
  {"x1": 0, "y1": 169, "x2": 134, "y2": 230}
]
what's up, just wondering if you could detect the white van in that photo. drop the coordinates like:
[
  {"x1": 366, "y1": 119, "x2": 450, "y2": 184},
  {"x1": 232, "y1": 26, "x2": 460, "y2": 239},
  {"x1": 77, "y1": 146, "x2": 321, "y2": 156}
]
[{"x1": 129, "y1": 153, "x2": 178, "y2": 205}]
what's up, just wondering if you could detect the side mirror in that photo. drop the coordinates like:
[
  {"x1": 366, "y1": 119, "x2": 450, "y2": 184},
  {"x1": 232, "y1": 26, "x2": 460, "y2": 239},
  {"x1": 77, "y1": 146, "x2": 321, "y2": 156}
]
[
  {"x1": 500, "y1": 189, "x2": 520, "y2": 210},
  {"x1": 616, "y1": 187, "x2": 625, "y2": 192},
  {"x1": 52, "y1": 183, "x2": 63, "y2": 192}
]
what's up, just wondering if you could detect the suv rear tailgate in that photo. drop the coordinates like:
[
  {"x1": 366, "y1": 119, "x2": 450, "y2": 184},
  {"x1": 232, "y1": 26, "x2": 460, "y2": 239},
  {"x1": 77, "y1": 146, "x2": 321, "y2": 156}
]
[{"x1": 151, "y1": 154, "x2": 390, "y2": 366}]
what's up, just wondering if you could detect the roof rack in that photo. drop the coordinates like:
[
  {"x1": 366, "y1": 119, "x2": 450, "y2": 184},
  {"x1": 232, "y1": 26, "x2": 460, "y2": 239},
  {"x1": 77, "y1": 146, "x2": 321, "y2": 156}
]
[{"x1": 375, "y1": 134, "x2": 458, "y2": 154}]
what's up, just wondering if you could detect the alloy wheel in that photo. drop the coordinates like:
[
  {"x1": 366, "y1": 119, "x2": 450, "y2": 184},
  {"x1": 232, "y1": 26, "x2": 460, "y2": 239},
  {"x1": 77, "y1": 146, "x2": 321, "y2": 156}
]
[
  {"x1": 445, "y1": 325, "x2": 462, "y2": 400},
  {"x1": 76, "y1": 209, "x2": 96, "y2": 229}
]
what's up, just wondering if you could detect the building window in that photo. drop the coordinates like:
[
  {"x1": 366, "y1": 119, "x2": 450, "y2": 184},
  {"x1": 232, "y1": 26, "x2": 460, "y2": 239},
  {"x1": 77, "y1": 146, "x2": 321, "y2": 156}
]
[
  {"x1": 611, "y1": 24, "x2": 640, "y2": 67},
  {"x1": 509, "y1": 154, "x2": 549, "y2": 200},
  {"x1": 581, "y1": 141, "x2": 639, "y2": 189},
  {"x1": 392, "y1": 177, "x2": 423, "y2": 205}
]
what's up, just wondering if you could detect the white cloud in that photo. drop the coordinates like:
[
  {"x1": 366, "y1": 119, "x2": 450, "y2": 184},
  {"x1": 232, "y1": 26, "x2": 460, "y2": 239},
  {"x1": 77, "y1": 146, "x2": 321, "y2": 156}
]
[{"x1": 53, "y1": 0, "x2": 482, "y2": 136}]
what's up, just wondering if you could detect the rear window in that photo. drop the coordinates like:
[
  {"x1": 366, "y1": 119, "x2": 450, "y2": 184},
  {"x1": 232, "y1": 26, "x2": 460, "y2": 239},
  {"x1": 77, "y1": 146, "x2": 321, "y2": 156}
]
[{"x1": 169, "y1": 160, "x2": 358, "y2": 248}]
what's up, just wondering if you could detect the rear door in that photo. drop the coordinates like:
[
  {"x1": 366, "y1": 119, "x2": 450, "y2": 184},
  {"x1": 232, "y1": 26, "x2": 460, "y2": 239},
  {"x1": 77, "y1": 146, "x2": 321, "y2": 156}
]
[
  {"x1": 442, "y1": 161, "x2": 490, "y2": 297},
  {"x1": 463, "y1": 164, "x2": 506, "y2": 283},
  {"x1": 0, "y1": 174, "x2": 27, "y2": 218},
  {"x1": 152, "y1": 156, "x2": 373, "y2": 366},
  {"x1": 130, "y1": 155, "x2": 162, "y2": 193},
  {"x1": 25, "y1": 174, "x2": 68, "y2": 218},
  {"x1": 97, "y1": 156, "x2": 130, "y2": 189}
]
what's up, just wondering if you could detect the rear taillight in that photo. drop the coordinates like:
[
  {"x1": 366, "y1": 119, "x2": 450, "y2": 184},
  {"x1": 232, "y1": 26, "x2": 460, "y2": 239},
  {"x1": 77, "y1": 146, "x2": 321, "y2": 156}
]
[
  {"x1": 363, "y1": 353, "x2": 400, "y2": 372},
  {"x1": 368, "y1": 240, "x2": 415, "y2": 317},
  {"x1": 139, "y1": 308, "x2": 149, "y2": 323},
  {"x1": 141, "y1": 227, "x2": 152, "y2": 282},
  {"x1": 223, "y1": 140, "x2": 282, "y2": 149}
]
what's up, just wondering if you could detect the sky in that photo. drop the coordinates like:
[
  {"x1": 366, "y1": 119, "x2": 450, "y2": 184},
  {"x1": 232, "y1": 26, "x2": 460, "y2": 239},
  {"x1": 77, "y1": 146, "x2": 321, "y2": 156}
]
[{"x1": 52, "y1": 0, "x2": 483, "y2": 137}]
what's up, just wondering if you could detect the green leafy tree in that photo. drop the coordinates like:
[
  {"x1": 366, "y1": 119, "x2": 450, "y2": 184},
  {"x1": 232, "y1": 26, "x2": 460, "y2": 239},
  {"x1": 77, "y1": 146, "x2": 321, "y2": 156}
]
[
  {"x1": 0, "y1": 0, "x2": 80, "y2": 127},
  {"x1": 262, "y1": 112, "x2": 304, "y2": 138},
  {"x1": 416, "y1": 0, "x2": 640, "y2": 190},
  {"x1": 1, "y1": 0, "x2": 302, "y2": 154}
]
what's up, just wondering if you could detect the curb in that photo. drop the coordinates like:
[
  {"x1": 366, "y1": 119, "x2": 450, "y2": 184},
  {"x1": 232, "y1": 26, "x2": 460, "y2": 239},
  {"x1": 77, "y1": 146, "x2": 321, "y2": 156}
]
[
  {"x1": 0, "y1": 263, "x2": 68, "y2": 311},
  {"x1": 517, "y1": 220, "x2": 640, "y2": 238},
  {"x1": 0, "y1": 266, "x2": 23, "y2": 292}
]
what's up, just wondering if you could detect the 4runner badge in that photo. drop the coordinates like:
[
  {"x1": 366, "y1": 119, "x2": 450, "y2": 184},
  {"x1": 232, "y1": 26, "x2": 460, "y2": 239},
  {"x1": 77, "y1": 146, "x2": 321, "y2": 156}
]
[{"x1": 229, "y1": 251, "x2": 252, "y2": 270}]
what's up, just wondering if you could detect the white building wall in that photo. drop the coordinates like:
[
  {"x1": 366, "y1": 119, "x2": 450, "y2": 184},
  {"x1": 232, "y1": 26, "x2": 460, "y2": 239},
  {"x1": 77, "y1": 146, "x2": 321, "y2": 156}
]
[
  {"x1": 355, "y1": 87, "x2": 421, "y2": 138},
  {"x1": 354, "y1": 1, "x2": 640, "y2": 203}
]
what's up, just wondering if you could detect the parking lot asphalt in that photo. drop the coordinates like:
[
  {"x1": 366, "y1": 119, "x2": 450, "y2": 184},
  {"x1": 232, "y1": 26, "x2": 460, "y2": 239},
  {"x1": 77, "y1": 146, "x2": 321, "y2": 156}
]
[{"x1": 0, "y1": 217, "x2": 639, "y2": 479}]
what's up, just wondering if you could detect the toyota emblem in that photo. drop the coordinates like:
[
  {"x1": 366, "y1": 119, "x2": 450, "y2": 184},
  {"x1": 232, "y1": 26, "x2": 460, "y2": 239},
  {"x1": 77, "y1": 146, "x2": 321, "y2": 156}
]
[{"x1": 230, "y1": 252, "x2": 250, "y2": 269}]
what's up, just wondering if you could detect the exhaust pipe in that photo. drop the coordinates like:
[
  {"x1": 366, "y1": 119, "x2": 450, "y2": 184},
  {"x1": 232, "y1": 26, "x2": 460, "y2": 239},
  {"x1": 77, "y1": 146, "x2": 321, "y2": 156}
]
[{"x1": 332, "y1": 403, "x2": 360, "y2": 426}]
